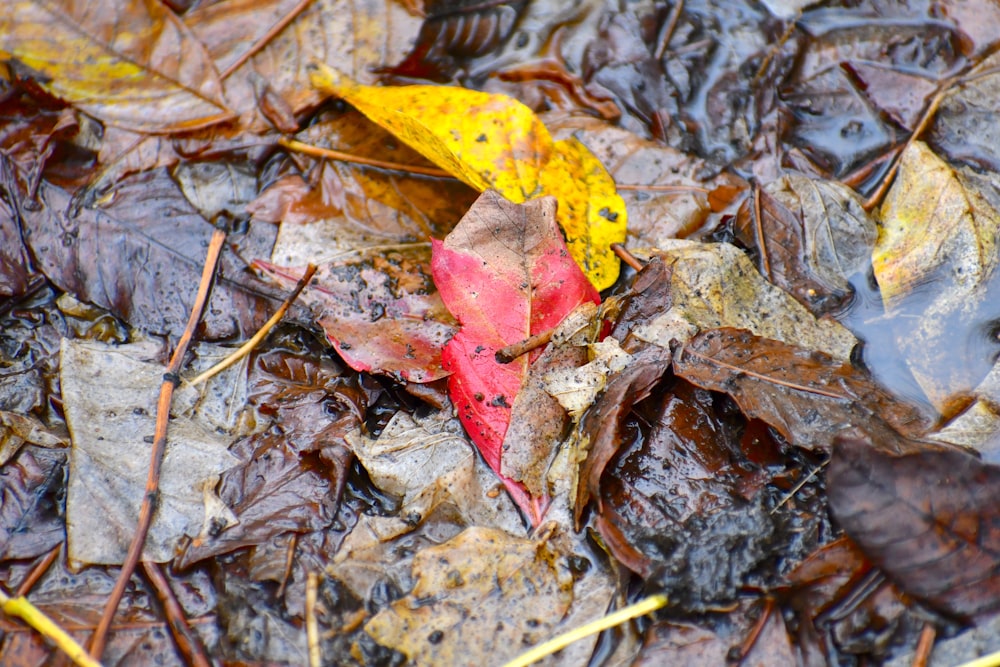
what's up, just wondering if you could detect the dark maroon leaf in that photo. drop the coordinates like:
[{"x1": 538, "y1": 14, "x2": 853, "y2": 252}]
[
  {"x1": 0, "y1": 156, "x2": 37, "y2": 301},
  {"x1": 845, "y1": 61, "x2": 939, "y2": 131},
  {"x1": 734, "y1": 176, "x2": 876, "y2": 316},
  {"x1": 674, "y1": 328, "x2": 933, "y2": 452},
  {"x1": 0, "y1": 446, "x2": 64, "y2": 560},
  {"x1": 390, "y1": 0, "x2": 528, "y2": 80},
  {"x1": 22, "y1": 169, "x2": 277, "y2": 340},
  {"x1": 575, "y1": 342, "x2": 671, "y2": 524},
  {"x1": 829, "y1": 436, "x2": 1000, "y2": 620},
  {"x1": 175, "y1": 432, "x2": 345, "y2": 568},
  {"x1": 595, "y1": 379, "x2": 787, "y2": 610}
]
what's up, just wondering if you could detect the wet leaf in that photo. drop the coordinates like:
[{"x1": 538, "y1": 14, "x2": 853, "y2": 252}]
[
  {"x1": 185, "y1": 0, "x2": 422, "y2": 130},
  {"x1": 500, "y1": 303, "x2": 595, "y2": 498},
  {"x1": 60, "y1": 339, "x2": 240, "y2": 565},
  {"x1": 931, "y1": 50, "x2": 1000, "y2": 172},
  {"x1": 546, "y1": 113, "x2": 747, "y2": 246},
  {"x1": 779, "y1": 536, "x2": 919, "y2": 665},
  {"x1": 0, "y1": 446, "x2": 65, "y2": 560},
  {"x1": 575, "y1": 343, "x2": 672, "y2": 524},
  {"x1": 391, "y1": 0, "x2": 528, "y2": 80},
  {"x1": 597, "y1": 379, "x2": 783, "y2": 612},
  {"x1": 735, "y1": 175, "x2": 876, "y2": 316},
  {"x1": 309, "y1": 63, "x2": 627, "y2": 290},
  {"x1": 347, "y1": 410, "x2": 523, "y2": 535},
  {"x1": 176, "y1": 431, "x2": 344, "y2": 568},
  {"x1": 255, "y1": 248, "x2": 457, "y2": 383},
  {"x1": 674, "y1": 328, "x2": 933, "y2": 452},
  {"x1": 362, "y1": 526, "x2": 612, "y2": 667},
  {"x1": 432, "y1": 191, "x2": 599, "y2": 520},
  {"x1": 0, "y1": 0, "x2": 233, "y2": 133},
  {"x1": 874, "y1": 141, "x2": 1000, "y2": 307},
  {"x1": 23, "y1": 168, "x2": 275, "y2": 340},
  {"x1": 626, "y1": 243, "x2": 858, "y2": 360},
  {"x1": 829, "y1": 436, "x2": 1000, "y2": 620},
  {"x1": 873, "y1": 141, "x2": 1000, "y2": 412}
]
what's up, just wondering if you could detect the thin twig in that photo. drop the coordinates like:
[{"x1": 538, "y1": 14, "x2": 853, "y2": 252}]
[
  {"x1": 654, "y1": 0, "x2": 684, "y2": 61},
  {"x1": 219, "y1": 0, "x2": 315, "y2": 80},
  {"x1": 770, "y1": 460, "x2": 828, "y2": 514},
  {"x1": 616, "y1": 183, "x2": 708, "y2": 192},
  {"x1": 736, "y1": 598, "x2": 775, "y2": 663},
  {"x1": 187, "y1": 264, "x2": 317, "y2": 386},
  {"x1": 1, "y1": 587, "x2": 103, "y2": 667},
  {"x1": 911, "y1": 622, "x2": 936, "y2": 667},
  {"x1": 142, "y1": 562, "x2": 211, "y2": 667},
  {"x1": 15, "y1": 545, "x2": 60, "y2": 597},
  {"x1": 88, "y1": 228, "x2": 227, "y2": 661},
  {"x1": 279, "y1": 137, "x2": 453, "y2": 178},
  {"x1": 276, "y1": 533, "x2": 299, "y2": 599},
  {"x1": 501, "y1": 593, "x2": 668, "y2": 667},
  {"x1": 611, "y1": 243, "x2": 644, "y2": 272},
  {"x1": 752, "y1": 184, "x2": 772, "y2": 280},
  {"x1": 496, "y1": 329, "x2": 554, "y2": 364},
  {"x1": 307, "y1": 572, "x2": 321, "y2": 667},
  {"x1": 862, "y1": 73, "x2": 959, "y2": 212}
]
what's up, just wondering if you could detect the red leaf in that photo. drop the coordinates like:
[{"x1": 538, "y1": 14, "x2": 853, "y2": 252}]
[{"x1": 431, "y1": 190, "x2": 599, "y2": 522}]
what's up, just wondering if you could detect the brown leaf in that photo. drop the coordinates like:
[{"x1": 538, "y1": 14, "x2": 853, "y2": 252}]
[
  {"x1": 362, "y1": 526, "x2": 612, "y2": 667},
  {"x1": 829, "y1": 436, "x2": 1000, "y2": 620},
  {"x1": 176, "y1": 432, "x2": 344, "y2": 568},
  {"x1": 23, "y1": 169, "x2": 275, "y2": 340},
  {"x1": 595, "y1": 379, "x2": 786, "y2": 610},
  {"x1": 734, "y1": 175, "x2": 876, "y2": 316},
  {"x1": 0, "y1": 446, "x2": 65, "y2": 561},
  {"x1": 256, "y1": 246, "x2": 458, "y2": 383},
  {"x1": 674, "y1": 328, "x2": 933, "y2": 452},
  {"x1": 575, "y1": 343, "x2": 671, "y2": 524}
]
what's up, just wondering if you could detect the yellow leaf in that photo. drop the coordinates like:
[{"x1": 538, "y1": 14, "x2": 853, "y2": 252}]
[
  {"x1": 874, "y1": 141, "x2": 1000, "y2": 307},
  {"x1": 0, "y1": 0, "x2": 232, "y2": 133},
  {"x1": 308, "y1": 62, "x2": 626, "y2": 290}
]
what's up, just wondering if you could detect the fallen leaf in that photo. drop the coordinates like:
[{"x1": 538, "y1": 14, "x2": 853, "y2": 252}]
[
  {"x1": 829, "y1": 436, "x2": 1000, "y2": 620},
  {"x1": 500, "y1": 304, "x2": 594, "y2": 498},
  {"x1": 61, "y1": 338, "x2": 240, "y2": 565},
  {"x1": 362, "y1": 526, "x2": 612, "y2": 667},
  {"x1": 185, "y1": 0, "x2": 422, "y2": 131},
  {"x1": 873, "y1": 141, "x2": 1000, "y2": 414},
  {"x1": 779, "y1": 536, "x2": 918, "y2": 664},
  {"x1": 546, "y1": 113, "x2": 747, "y2": 246},
  {"x1": 674, "y1": 328, "x2": 933, "y2": 452},
  {"x1": 0, "y1": 0, "x2": 233, "y2": 133},
  {"x1": 23, "y1": 169, "x2": 275, "y2": 340},
  {"x1": 734, "y1": 175, "x2": 877, "y2": 316},
  {"x1": 347, "y1": 410, "x2": 523, "y2": 535},
  {"x1": 0, "y1": 446, "x2": 65, "y2": 561},
  {"x1": 575, "y1": 343, "x2": 672, "y2": 524},
  {"x1": 255, "y1": 247, "x2": 457, "y2": 383},
  {"x1": 931, "y1": 50, "x2": 1000, "y2": 172},
  {"x1": 431, "y1": 191, "x2": 599, "y2": 521},
  {"x1": 596, "y1": 378, "x2": 783, "y2": 612},
  {"x1": 390, "y1": 0, "x2": 528, "y2": 80},
  {"x1": 625, "y1": 243, "x2": 858, "y2": 360},
  {"x1": 253, "y1": 108, "x2": 478, "y2": 261},
  {"x1": 309, "y1": 63, "x2": 627, "y2": 290},
  {"x1": 0, "y1": 410, "x2": 66, "y2": 466},
  {"x1": 175, "y1": 431, "x2": 342, "y2": 569},
  {"x1": 874, "y1": 141, "x2": 1000, "y2": 307}
]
